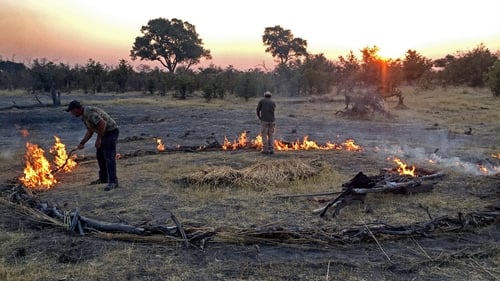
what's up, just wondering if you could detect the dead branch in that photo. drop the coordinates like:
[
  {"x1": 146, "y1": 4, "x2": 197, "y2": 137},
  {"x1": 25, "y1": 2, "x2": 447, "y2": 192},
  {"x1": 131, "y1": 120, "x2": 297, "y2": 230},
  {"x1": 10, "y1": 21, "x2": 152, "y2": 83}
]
[
  {"x1": 316, "y1": 170, "x2": 443, "y2": 217},
  {"x1": 275, "y1": 191, "x2": 342, "y2": 199},
  {"x1": 2, "y1": 183, "x2": 499, "y2": 248}
]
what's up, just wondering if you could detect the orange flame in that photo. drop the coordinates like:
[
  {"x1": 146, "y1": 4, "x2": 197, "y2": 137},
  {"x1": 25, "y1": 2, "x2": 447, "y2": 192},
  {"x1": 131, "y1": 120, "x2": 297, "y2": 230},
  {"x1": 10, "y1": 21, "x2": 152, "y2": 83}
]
[
  {"x1": 20, "y1": 137, "x2": 78, "y2": 189},
  {"x1": 222, "y1": 131, "x2": 249, "y2": 150},
  {"x1": 391, "y1": 157, "x2": 416, "y2": 176},
  {"x1": 154, "y1": 137, "x2": 165, "y2": 151},
  {"x1": 19, "y1": 142, "x2": 57, "y2": 189},
  {"x1": 251, "y1": 134, "x2": 263, "y2": 150},
  {"x1": 222, "y1": 132, "x2": 362, "y2": 152},
  {"x1": 477, "y1": 164, "x2": 488, "y2": 175},
  {"x1": 50, "y1": 136, "x2": 77, "y2": 173}
]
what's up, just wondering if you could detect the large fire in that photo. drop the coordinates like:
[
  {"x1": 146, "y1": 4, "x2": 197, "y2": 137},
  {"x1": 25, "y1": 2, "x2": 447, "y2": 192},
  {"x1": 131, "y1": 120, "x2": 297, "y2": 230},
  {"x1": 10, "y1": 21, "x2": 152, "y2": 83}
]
[
  {"x1": 20, "y1": 142, "x2": 57, "y2": 189},
  {"x1": 19, "y1": 136, "x2": 77, "y2": 189},
  {"x1": 222, "y1": 131, "x2": 362, "y2": 152}
]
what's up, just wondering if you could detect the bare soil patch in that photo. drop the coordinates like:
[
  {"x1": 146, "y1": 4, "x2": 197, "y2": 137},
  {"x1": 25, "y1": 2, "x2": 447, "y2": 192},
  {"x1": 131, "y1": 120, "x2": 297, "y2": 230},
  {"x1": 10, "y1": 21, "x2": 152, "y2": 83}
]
[{"x1": 0, "y1": 89, "x2": 499, "y2": 281}]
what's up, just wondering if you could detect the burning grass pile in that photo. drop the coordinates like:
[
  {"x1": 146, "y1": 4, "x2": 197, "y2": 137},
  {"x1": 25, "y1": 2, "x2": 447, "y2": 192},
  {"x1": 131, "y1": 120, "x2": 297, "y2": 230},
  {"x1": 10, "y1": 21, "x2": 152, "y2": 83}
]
[{"x1": 181, "y1": 159, "x2": 320, "y2": 188}]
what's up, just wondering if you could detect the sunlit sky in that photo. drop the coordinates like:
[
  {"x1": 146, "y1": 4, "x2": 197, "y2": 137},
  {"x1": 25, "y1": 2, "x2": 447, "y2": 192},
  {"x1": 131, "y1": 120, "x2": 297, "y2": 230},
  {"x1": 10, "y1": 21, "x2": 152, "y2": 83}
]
[{"x1": 1, "y1": 0, "x2": 499, "y2": 70}]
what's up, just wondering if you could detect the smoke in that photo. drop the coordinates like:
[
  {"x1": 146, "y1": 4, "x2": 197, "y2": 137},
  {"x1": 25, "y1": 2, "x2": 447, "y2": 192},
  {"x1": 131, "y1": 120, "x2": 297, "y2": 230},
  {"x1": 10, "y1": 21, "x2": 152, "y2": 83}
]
[{"x1": 374, "y1": 143, "x2": 500, "y2": 176}]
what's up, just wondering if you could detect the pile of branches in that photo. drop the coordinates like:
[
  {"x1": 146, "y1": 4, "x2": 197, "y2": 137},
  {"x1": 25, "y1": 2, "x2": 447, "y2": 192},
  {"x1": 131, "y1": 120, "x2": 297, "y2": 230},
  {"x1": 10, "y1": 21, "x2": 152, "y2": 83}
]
[
  {"x1": 1, "y1": 181, "x2": 214, "y2": 249},
  {"x1": 314, "y1": 169, "x2": 445, "y2": 217},
  {"x1": 1, "y1": 178, "x2": 499, "y2": 248},
  {"x1": 336, "y1": 92, "x2": 394, "y2": 119}
]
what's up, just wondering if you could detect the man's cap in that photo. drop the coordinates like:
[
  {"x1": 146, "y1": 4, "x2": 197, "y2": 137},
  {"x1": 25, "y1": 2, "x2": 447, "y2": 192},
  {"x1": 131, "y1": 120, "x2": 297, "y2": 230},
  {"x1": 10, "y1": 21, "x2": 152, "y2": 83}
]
[
  {"x1": 264, "y1": 91, "x2": 272, "y2": 97},
  {"x1": 65, "y1": 100, "x2": 82, "y2": 112}
]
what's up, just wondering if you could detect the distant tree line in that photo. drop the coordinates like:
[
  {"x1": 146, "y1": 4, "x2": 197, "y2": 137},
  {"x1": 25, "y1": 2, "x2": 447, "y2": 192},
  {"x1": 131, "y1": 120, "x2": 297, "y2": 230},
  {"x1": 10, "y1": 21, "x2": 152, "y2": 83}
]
[{"x1": 1, "y1": 18, "x2": 500, "y2": 105}]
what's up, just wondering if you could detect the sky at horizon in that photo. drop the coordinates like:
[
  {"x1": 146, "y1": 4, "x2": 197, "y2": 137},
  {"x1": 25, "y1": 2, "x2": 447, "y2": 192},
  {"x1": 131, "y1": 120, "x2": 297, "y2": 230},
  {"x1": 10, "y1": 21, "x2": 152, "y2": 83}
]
[{"x1": 1, "y1": 0, "x2": 499, "y2": 70}]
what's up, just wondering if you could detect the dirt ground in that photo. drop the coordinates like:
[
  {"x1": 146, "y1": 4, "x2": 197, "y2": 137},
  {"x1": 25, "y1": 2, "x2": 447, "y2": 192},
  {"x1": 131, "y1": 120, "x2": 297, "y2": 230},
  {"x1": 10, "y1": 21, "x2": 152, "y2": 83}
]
[{"x1": 0, "y1": 89, "x2": 499, "y2": 281}]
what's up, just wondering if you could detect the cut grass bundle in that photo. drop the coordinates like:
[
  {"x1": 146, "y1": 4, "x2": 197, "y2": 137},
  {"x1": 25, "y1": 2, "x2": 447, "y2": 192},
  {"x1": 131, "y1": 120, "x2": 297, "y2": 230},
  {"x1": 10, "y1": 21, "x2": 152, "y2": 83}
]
[{"x1": 182, "y1": 159, "x2": 320, "y2": 188}]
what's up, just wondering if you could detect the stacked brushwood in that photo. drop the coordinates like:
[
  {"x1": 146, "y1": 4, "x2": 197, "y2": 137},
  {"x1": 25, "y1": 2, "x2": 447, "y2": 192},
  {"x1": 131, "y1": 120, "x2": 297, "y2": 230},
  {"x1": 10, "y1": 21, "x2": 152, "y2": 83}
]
[
  {"x1": 314, "y1": 168, "x2": 445, "y2": 217},
  {"x1": 2, "y1": 181, "x2": 214, "y2": 249},
  {"x1": 1, "y1": 176, "x2": 499, "y2": 248}
]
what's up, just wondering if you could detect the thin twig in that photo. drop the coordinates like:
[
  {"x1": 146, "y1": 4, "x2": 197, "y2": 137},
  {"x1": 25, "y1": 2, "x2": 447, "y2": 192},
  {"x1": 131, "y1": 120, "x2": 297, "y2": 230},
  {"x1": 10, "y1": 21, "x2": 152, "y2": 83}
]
[
  {"x1": 365, "y1": 224, "x2": 394, "y2": 264},
  {"x1": 411, "y1": 237, "x2": 432, "y2": 260},
  {"x1": 325, "y1": 260, "x2": 330, "y2": 281},
  {"x1": 468, "y1": 257, "x2": 499, "y2": 280},
  {"x1": 275, "y1": 191, "x2": 342, "y2": 199}
]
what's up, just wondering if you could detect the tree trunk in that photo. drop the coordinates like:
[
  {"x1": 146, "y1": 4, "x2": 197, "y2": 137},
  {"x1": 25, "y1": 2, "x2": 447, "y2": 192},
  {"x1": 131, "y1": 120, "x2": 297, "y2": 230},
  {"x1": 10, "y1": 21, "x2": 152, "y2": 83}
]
[{"x1": 50, "y1": 88, "x2": 61, "y2": 106}]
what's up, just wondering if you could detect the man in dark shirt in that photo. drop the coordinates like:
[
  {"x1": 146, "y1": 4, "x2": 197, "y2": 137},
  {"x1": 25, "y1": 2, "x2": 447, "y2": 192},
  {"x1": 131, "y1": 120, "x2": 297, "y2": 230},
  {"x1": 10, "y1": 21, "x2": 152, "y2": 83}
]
[
  {"x1": 256, "y1": 91, "x2": 276, "y2": 154},
  {"x1": 66, "y1": 100, "x2": 120, "y2": 191}
]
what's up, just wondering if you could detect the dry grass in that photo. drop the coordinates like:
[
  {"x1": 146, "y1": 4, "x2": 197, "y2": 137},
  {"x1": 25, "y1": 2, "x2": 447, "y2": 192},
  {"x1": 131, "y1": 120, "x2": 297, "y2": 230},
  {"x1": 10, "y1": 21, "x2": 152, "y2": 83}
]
[
  {"x1": 1, "y1": 86, "x2": 499, "y2": 281},
  {"x1": 397, "y1": 86, "x2": 500, "y2": 133},
  {"x1": 181, "y1": 158, "x2": 322, "y2": 189}
]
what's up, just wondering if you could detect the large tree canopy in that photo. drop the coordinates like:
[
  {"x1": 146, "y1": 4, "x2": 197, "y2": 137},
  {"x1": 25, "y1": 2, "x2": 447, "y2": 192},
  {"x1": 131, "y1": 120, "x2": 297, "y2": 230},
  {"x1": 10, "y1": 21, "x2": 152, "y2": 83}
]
[
  {"x1": 262, "y1": 25, "x2": 308, "y2": 65},
  {"x1": 130, "y1": 18, "x2": 212, "y2": 72}
]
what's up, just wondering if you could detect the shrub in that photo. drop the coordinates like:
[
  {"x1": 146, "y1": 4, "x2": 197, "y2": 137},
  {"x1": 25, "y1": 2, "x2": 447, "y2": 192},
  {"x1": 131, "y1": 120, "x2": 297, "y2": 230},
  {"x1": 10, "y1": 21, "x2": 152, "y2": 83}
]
[{"x1": 485, "y1": 60, "x2": 500, "y2": 97}]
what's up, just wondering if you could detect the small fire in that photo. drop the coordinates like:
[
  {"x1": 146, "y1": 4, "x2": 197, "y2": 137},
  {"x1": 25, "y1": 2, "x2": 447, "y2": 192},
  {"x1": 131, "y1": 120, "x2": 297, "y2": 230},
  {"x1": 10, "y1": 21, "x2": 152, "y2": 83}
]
[
  {"x1": 222, "y1": 131, "x2": 362, "y2": 152},
  {"x1": 477, "y1": 164, "x2": 489, "y2": 175},
  {"x1": 391, "y1": 157, "x2": 416, "y2": 176},
  {"x1": 222, "y1": 131, "x2": 249, "y2": 150},
  {"x1": 251, "y1": 134, "x2": 263, "y2": 150},
  {"x1": 20, "y1": 142, "x2": 57, "y2": 189},
  {"x1": 20, "y1": 129, "x2": 29, "y2": 137},
  {"x1": 50, "y1": 136, "x2": 77, "y2": 173},
  {"x1": 154, "y1": 137, "x2": 165, "y2": 151}
]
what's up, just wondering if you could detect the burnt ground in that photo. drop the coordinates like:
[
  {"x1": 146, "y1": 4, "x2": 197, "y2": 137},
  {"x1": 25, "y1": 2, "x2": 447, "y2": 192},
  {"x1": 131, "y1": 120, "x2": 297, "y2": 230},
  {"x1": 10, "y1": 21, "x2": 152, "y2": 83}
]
[{"x1": 0, "y1": 91, "x2": 499, "y2": 281}]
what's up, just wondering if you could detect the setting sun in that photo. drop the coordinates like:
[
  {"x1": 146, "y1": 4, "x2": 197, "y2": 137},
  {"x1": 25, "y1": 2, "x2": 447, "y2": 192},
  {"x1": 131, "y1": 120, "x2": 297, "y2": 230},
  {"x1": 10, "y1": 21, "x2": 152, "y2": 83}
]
[{"x1": 0, "y1": 0, "x2": 499, "y2": 69}]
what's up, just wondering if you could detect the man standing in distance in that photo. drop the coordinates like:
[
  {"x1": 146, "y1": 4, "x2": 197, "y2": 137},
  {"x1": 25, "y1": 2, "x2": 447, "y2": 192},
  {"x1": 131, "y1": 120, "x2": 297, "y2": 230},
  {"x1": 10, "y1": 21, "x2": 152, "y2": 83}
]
[
  {"x1": 256, "y1": 91, "x2": 276, "y2": 154},
  {"x1": 66, "y1": 100, "x2": 120, "y2": 191}
]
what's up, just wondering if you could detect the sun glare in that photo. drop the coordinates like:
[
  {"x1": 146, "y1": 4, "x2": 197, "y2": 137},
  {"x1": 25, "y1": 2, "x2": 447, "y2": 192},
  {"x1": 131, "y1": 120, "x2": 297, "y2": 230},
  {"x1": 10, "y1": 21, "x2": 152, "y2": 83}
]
[{"x1": 377, "y1": 45, "x2": 406, "y2": 60}]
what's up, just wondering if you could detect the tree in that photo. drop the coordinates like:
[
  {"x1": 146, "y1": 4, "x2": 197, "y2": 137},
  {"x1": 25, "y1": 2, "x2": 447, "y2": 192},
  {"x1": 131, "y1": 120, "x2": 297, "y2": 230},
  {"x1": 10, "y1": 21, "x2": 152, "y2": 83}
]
[
  {"x1": 485, "y1": 60, "x2": 500, "y2": 96},
  {"x1": 262, "y1": 25, "x2": 308, "y2": 65},
  {"x1": 402, "y1": 49, "x2": 433, "y2": 84},
  {"x1": 130, "y1": 18, "x2": 212, "y2": 72},
  {"x1": 29, "y1": 59, "x2": 72, "y2": 105},
  {"x1": 336, "y1": 50, "x2": 361, "y2": 95},
  {"x1": 173, "y1": 69, "x2": 196, "y2": 99},
  {"x1": 359, "y1": 46, "x2": 404, "y2": 90},
  {"x1": 198, "y1": 64, "x2": 227, "y2": 101},
  {"x1": 437, "y1": 43, "x2": 498, "y2": 87},
  {"x1": 0, "y1": 59, "x2": 28, "y2": 90},
  {"x1": 300, "y1": 53, "x2": 336, "y2": 95},
  {"x1": 109, "y1": 59, "x2": 134, "y2": 93},
  {"x1": 235, "y1": 69, "x2": 271, "y2": 101},
  {"x1": 359, "y1": 46, "x2": 382, "y2": 85},
  {"x1": 85, "y1": 59, "x2": 106, "y2": 94}
]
